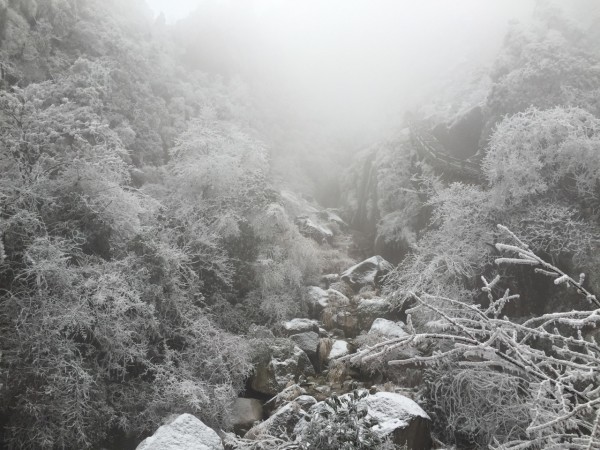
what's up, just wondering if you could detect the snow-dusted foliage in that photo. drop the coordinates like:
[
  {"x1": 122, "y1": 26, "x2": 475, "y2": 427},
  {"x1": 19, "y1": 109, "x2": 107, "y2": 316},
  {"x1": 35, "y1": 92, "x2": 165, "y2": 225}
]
[{"x1": 351, "y1": 226, "x2": 600, "y2": 449}]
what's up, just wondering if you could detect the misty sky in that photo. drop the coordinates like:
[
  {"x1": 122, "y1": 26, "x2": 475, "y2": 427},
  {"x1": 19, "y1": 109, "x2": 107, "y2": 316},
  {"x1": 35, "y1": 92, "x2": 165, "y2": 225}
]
[{"x1": 146, "y1": 0, "x2": 535, "y2": 135}]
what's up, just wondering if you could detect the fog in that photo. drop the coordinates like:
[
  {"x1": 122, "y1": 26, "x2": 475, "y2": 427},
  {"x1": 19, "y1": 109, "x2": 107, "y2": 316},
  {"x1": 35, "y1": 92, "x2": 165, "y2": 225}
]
[{"x1": 147, "y1": 0, "x2": 535, "y2": 139}]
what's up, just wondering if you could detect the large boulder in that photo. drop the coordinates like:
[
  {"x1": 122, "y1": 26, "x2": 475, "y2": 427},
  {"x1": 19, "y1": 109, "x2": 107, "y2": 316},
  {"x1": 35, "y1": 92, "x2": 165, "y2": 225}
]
[
  {"x1": 231, "y1": 398, "x2": 263, "y2": 434},
  {"x1": 364, "y1": 392, "x2": 432, "y2": 449},
  {"x1": 249, "y1": 342, "x2": 315, "y2": 396},
  {"x1": 289, "y1": 331, "x2": 319, "y2": 363},
  {"x1": 136, "y1": 414, "x2": 223, "y2": 450},
  {"x1": 341, "y1": 256, "x2": 393, "y2": 290},
  {"x1": 282, "y1": 318, "x2": 320, "y2": 336},
  {"x1": 244, "y1": 401, "x2": 307, "y2": 440}
]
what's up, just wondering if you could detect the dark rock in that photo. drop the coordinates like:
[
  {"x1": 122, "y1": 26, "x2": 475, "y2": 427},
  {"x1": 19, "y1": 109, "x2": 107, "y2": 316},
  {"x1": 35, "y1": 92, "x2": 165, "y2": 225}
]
[
  {"x1": 431, "y1": 105, "x2": 483, "y2": 160},
  {"x1": 289, "y1": 331, "x2": 319, "y2": 364}
]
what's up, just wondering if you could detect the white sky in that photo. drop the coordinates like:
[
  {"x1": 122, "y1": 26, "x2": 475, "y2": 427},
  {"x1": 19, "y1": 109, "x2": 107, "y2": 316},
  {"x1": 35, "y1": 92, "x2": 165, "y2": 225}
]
[
  {"x1": 144, "y1": 0, "x2": 536, "y2": 135},
  {"x1": 145, "y1": 0, "x2": 199, "y2": 23}
]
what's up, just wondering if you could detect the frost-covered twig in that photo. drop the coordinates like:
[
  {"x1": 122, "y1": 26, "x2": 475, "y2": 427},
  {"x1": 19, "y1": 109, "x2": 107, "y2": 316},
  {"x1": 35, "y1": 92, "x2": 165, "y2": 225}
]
[{"x1": 352, "y1": 226, "x2": 600, "y2": 449}]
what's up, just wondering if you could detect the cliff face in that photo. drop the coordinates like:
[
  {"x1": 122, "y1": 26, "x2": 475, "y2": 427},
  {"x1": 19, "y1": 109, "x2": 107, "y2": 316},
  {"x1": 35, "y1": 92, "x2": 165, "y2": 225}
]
[
  {"x1": 431, "y1": 105, "x2": 484, "y2": 160},
  {"x1": 340, "y1": 131, "x2": 425, "y2": 264}
]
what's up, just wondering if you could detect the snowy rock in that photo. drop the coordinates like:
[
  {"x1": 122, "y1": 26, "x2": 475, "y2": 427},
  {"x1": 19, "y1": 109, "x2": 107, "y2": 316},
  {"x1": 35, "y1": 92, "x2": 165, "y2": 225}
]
[
  {"x1": 369, "y1": 318, "x2": 408, "y2": 338},
  {"x1": 356, "y1": 297, "x2": 392, "y2": 330},
  {"x1": 249, "y1": 343, "x2": 315, "y2": 396},
  {"x1": 231, "y1": 398, "x2": 263, "y2": 433},
  {"x1": 283, "y1": 318, "x2": 319, "y2": 336},
  {"x1": 295, "y1": 216, "x2": 333, "y2": 244},
  {"x1": 328, "y1": 339, "x2": 351, "y2": 360},
  {"x1": 306, "y1": 286, "x2": 349, "y2": 318},
  {"x1": 136, "y1": 414, "x2": 223, "y2": 450},
  {"x1": 289, "y1": 331, "x2": 319, "y2": 363},
  {"x1": 363, "y1": 392, "x2": 432, "y2": 449},
  {"x1": 244, "y1": 401, "x2": 307, "y2": 440},
  {"x1": 341, "y1": 255, "x2": 393, "y2": 289}
]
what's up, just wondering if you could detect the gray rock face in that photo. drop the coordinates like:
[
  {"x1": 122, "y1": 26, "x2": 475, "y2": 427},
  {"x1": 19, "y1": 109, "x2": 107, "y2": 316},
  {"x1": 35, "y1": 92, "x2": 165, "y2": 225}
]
[
  {"x1": 289, "y1": 331, "x2": 319, "y2": 362},
  {"x1": 249, "y1": 343, "x2": 315, "y2": 396},
  {"x1": 244, "y1": 401, "x2": 307, "y2": 440},
  {"x1": 231, "y1": 398, "x2": 263, "y2": 433},
  {"x1": 136, "y1": 414, "x2": 223, "y2": 450},
  {"x1": 341, "y1": 255, "x2": 393, "y2": 289},
  {"x1": 283, "y1": 318, "x2": 319, "y2": 336}
]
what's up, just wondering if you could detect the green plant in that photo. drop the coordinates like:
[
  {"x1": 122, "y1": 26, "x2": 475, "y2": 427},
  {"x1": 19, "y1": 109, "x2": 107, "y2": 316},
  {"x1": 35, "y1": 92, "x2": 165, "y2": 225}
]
[{"x1": 298, "y1": 390, "x2": 399, "y2": 450}]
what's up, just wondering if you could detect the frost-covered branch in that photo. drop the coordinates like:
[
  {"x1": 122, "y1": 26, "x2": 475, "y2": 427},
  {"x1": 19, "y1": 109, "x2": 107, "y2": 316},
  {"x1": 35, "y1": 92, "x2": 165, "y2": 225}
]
[{"x1": 353, "y1": 225, "x2": 600, "y2": 449}]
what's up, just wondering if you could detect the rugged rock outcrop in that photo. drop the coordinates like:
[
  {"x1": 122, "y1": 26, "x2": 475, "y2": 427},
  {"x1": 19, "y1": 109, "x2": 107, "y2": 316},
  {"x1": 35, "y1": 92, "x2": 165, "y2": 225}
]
[{"x1": 136, "y1": 414, "x2": 223, "y2": 450}]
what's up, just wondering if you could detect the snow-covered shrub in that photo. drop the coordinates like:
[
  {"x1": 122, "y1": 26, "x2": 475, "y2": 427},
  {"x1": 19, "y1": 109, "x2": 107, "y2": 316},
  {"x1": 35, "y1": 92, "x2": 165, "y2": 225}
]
[
  {"x1": 298, "y1": 391, "x2": 400, "y2": 450},
  {"x1": 351, "y1": 226, "x2": 600, "y2": 449}
]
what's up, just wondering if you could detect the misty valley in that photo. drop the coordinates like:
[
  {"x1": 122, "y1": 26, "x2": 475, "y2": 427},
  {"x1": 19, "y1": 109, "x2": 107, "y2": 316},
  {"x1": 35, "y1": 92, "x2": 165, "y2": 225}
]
[{"x1": 1, "y1": 0, "x2": 600, "y2": 449}]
